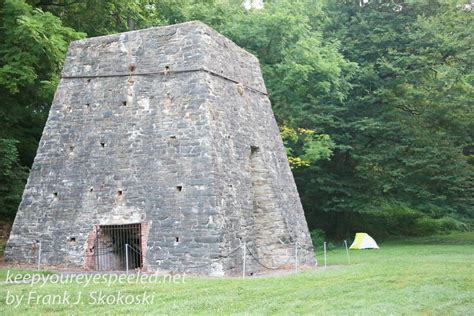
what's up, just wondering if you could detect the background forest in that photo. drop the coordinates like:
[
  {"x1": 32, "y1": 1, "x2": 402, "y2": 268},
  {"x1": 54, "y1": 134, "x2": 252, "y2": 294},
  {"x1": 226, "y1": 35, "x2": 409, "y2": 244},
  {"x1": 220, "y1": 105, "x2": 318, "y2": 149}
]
[{"x1": 1, "y1": 0, "x2": 472, "y2": 239}]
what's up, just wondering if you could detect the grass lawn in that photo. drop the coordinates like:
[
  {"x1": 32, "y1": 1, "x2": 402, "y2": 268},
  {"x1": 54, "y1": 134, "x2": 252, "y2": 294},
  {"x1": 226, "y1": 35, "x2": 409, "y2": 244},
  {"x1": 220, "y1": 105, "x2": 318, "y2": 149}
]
[{"x1": 0, "y1": 232, "x2": 473, "y2": 315}]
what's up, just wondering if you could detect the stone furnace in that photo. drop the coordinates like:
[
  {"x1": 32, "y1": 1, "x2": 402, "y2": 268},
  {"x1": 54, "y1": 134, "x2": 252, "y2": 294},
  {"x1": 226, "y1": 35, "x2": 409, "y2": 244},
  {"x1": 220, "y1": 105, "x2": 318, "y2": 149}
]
[{"x1": 6, "y1": 21, "x2": 315, "y2": 275}]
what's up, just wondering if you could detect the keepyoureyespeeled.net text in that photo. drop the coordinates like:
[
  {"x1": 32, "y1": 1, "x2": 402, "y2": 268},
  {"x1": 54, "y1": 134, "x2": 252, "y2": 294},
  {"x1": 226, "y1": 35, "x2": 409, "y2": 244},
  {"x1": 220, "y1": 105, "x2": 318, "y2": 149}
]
[{"x1": 4, "y1": 270, "x2": 186, "y2": 287}]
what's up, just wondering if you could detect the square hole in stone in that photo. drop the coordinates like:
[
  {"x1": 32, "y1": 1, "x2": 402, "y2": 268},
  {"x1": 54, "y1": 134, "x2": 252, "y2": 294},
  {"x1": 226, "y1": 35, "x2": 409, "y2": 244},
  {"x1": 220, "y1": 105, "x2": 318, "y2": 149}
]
[
  {"x1": 250, "y1": 145, "x2": 259, "y2": 155},
  {"x1": 176, "y1": 186, "x2": 182, "y2": 192}
]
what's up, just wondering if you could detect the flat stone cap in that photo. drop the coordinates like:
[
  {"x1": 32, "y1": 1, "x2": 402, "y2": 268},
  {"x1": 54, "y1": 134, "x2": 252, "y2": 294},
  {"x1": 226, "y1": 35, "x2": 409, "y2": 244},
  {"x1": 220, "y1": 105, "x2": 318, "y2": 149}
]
[{"x1": 62, "y1": 21, "x2": 267, "y2": 94}]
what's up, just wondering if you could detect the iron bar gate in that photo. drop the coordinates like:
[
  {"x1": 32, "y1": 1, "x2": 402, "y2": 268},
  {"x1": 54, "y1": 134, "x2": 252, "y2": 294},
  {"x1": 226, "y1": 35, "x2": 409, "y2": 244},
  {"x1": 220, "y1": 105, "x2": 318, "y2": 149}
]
[{"x1": 94, "y1": 223, "x2": 143, "y2": 271}]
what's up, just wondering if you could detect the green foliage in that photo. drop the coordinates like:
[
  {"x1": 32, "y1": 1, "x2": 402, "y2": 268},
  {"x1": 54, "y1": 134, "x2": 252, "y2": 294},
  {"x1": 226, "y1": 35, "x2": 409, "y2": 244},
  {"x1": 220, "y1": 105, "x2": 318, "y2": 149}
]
[
  {"x1": 0, "y1": 0, "x2": 84, "y2": 217},
  {"x1": 309, "y1": 228, "x2": 326, "y2": 248},
  {"x1": 303, "y1": 134, "x2": 335, "y2": 163},
  {"x1": 0, "y1": 139, "x2": 28, "y2": 217},
  {"x1": 349, "y1": 200, "x2": 471, "y2": 238},
  {"x1": 1, "y1": 0, "x2": 84, "y2": 94},
  {"x1": 36, "y1": 0, "x2": 159, "y2": 37},
  {"x1": 414, "y1": 217, "x2": 470, "y2": 235},
  {"x1": 281, "y1": 126, "x2": 335, "y2": 168},
  {"x1": 302, "y1": 0, "x2": 473, "y2": 237}
]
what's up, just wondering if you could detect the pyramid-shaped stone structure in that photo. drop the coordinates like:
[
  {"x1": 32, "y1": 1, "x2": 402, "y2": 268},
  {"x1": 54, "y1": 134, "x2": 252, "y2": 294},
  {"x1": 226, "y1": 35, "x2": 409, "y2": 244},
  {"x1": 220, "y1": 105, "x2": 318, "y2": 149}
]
[{"x1": 6, "y1": 21, "x2": 315, "y2": 275}]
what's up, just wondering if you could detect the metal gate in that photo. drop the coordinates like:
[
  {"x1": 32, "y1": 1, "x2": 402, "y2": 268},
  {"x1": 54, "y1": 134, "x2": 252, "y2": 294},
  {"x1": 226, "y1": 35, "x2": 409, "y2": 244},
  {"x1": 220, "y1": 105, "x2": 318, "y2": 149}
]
[{"x1": 94, "y1": 223, "x2": 143, "y2": 271}]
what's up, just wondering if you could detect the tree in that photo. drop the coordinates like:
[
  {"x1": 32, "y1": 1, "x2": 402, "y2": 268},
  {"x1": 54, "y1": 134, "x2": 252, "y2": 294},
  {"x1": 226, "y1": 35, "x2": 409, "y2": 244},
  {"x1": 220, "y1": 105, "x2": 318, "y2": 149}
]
[
  {"x1": 312, "y1": 0, "x2": 474, "y2": 237},
  {"x1": 32, "y1": 0, "x2": 158, "y2": 36},
  {"x1": 0, "y1": 0, "x2": 84, "y2": 217}
]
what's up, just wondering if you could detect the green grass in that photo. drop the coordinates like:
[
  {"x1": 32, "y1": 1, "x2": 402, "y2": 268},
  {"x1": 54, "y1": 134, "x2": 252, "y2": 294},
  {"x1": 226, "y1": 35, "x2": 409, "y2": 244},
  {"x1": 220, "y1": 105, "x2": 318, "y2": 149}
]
[{"x1": 1, "y1": 233, "x2": 473, "y2": 315}]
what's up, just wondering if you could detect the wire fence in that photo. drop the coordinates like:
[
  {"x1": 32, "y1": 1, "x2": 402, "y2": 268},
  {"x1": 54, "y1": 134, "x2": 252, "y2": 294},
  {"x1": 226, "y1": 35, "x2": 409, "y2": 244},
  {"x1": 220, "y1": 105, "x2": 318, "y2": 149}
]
[
  {"x1": 32, "y1": 238, "x2": 352, "y2": 276},
  {"x1": 127, "y1": 239, "x2": 320, "y2": 275}
]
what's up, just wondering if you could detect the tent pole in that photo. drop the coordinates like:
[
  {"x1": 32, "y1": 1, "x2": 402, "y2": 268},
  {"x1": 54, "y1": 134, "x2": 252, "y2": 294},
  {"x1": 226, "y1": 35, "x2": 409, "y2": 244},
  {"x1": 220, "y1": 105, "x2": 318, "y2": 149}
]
[
  {"x1": 242, "y1": 241, "x2": 246, "y2": 278},
  {"x1": 295, "y1": 241, "x2": 298, "y2": 273}
]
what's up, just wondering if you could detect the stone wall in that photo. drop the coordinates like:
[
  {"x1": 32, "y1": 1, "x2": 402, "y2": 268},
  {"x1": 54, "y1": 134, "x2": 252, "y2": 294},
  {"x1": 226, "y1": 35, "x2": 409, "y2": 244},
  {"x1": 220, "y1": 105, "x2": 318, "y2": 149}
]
[{"x1": 6, "y1": 21, "x2": 315, "y2": 275}]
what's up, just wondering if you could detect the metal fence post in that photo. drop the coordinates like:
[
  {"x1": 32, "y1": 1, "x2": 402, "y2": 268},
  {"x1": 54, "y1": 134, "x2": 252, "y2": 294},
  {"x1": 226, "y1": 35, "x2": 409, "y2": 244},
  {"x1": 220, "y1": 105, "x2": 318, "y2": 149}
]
[
  {"x1": 125, "y1": 243, "x2": 129, "y2": 275},
  {"x1": 323, "y1": 241, "x2": 327, "y2": 269},
  {"x1": 242, "y1": 241, "x2": 246, "y2": 278},
  {"x1": 295, "y1": 241, "x2": 298, "y2": 273},
  {"x1": 37, "y1": 241, "x2": 42, "y2": 270},
  {"x1": 344, "y1": 240, "x2": 351, "y2": 264}
]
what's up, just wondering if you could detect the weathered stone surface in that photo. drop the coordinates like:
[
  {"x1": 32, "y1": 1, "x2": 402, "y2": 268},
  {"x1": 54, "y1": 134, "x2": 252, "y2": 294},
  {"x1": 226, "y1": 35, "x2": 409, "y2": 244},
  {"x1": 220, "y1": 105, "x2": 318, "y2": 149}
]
[{"x1": 6, "y1": 21, "x2": 315, "y2": 276}]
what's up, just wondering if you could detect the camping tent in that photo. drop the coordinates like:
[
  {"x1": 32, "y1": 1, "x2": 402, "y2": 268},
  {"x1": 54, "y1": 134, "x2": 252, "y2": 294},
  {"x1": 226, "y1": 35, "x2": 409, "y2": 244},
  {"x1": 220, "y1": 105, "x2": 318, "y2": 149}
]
[{"x1": 349, "y1": 233, "x2": 379, "y2": 249}]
